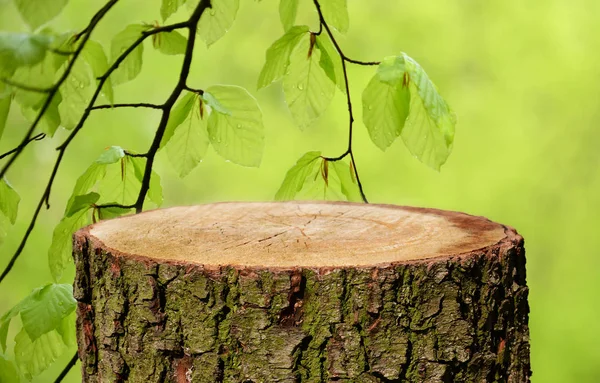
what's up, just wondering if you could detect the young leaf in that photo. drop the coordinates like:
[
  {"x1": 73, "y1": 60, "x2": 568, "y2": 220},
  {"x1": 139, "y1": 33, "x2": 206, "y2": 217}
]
[
  {"x1": 20, "y1": 91, "x2": 63, "y2": 136},
  {"x1": 11, "y1": 53, "x2": 58, "y2": 107},
  {"x1": 0, "y1": 32, "x2": 54, "y2": 75},
  {"x1": 57, "y1": 58, "x2": 94, "y2": 129},
  {"x1": 130, "y1": 157, "x2": 163, "y2": 206},
  {"x1": 56, "y1": 312, "x2": 76, "y2": 347},
  {"x1": 13, "y1": 0, "x2": 68, "y2": 31},
  {"x1": 362, "y1": 59, "x2": 410, "y2": 150},
  {"x1": 111, "y1": 24, "x2": 147, "y2": 85},
  {"x1": 69, "y1": 162, "x2": 107, "y2": 203},
  {"x1": 48, "y1": 207, "x2": 91, "y2": 281},
  {"x1": 96, "y1": 145, "x2": 125, "y2": 164},
  {"x1": 14, "y1": 328, "x2": 67, "y2": 380},
  {"x1": 197, "y1": 0, "x2": 239, "y2": 46},
  {"x1": 331, "y1": 159, "x2": 362, "y2": 202},
  {"x1": 161, "y1": 0, "x2": 187, "y2": 21},
  {"x1": 65, "y1": 192, "x2": 100, "y2": 217},
  {"x1": 257, "y1": 25, "x2": 308, "y2": 89},
  {"x1": 205, "y1": 85, "x2": 264, "y2": 167},
  {"x1": 97, "y1": 157, "x2": 141, "y2": 206},
  {"x1": 0, "y1": 178, "x2": 20, "y2": 224},
  {"x1": 160, "y1": 92, "x2": 196, "y2": 148},
  {"x1": 274, "y1": 151, "x2": 322, "y2": 200},
  {"x1": 315, "y1": 33, "x2": 345, "y2": 94},
  {"x1": 279, "y1": 0, "x2": 299, "y2": 31},
  {"x1": 283, "y1": 34, "x2": 335, "y2": 128},
  {"x1": 400, "y1": 53, "x2": 456, "y2": 170},
  {"x1": 19, "y1": 284, "x2": 76, "y2": 341},
  {"x1": 0, "y1": 355, "x2": 19, "y2": 383},
  {"x1": 97, "y1": 205, "x2": 133, "y2": 220},
  {"x1": 153, "y1": 30, "x2": 187, "y2": 55},
  {"x1": 0, "y1": 301, "x2": 23, "y2": 352},
  {"x1": 82, "y1": 40, "x2": 114, "y2": 103},
  {"x1": 165, "y1": 96, "x2": 209, "y2": 177},
  {"x1": 319, "y1": 0, "x2": 349, "y2": 33}
]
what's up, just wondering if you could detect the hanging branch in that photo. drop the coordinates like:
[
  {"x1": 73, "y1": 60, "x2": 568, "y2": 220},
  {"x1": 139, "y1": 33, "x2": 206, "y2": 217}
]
[
  {"x1": 0, "y1": 14, "x2": 198, "y2": 285},
  {"x1": 312, "y1": 0, "x2": 380, "y2": 203},
  {"x1": 0, "y1": 133, "x2": 45, "y2": 160},
  {"x1": 0, "y1": 0, "x2": 120, "y2": 180}
]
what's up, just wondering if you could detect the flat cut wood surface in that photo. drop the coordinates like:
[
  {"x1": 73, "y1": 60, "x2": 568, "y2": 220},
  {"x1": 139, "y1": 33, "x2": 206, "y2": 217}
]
[{"x1": 84, "y1": 202, "x2": 510, "y2": 268}]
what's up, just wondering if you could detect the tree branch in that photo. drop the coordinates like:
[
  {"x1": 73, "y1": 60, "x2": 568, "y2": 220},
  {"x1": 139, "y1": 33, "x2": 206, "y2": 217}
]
[
  {"x1": 133, "y1": 0, "x2": 212, "y2": 213},
  {"x1": 53, "y1": 351, "x2": 78, "y2": 383},
  {"x1": 90, "y1": 103, "x2": 163, "y2": 111},
  {"x1": 313, "y1": 0, "x2": 369, "y2": 203},
  {"x1": 0, "y1": 133, "x2": 45, "y2": 161},
  {"x1": 0, "y1": 0, "x2": 120, "y2": 180},
  {"x1": 0, "y1": 16, "x2": 192, "y2": 286}
]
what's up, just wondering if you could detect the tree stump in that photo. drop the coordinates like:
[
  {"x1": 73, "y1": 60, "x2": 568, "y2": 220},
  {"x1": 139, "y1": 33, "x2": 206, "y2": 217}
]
[{"x1": 73, "y1": 202, "x2": 530, "y2": 383}]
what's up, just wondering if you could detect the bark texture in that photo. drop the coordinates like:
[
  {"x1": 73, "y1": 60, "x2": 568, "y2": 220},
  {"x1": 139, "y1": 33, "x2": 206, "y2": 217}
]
[{"x1": 73, "y1": 202, "x2": 531, "y2": 382}]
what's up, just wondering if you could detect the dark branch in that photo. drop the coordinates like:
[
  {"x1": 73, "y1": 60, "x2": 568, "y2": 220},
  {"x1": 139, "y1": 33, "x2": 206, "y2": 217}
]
[
  {"x1": 95, "y1": 203, "x2": 135, "y2": 209},
  {"x1": 0, "y1": 133, "x2": 46, "y2": 161},
  {"x1": 0, "y1": 0, "x2": 120, "y2": 180},
  {"x1": 0, "y1": 12, "x2": 193, "y2": 286},
  {"x1": 134, "y1": 0, "x2": 212, "y2": 214},
  {"x1": 124, "y1": 151, "x2": 148, "y2": 158},
  {"x1": 313, "y1": 0, "x2": 369, "y2": 203},
  {"x1": 89, "y1": 103, "x2": 163, "y2": 111},
  {"x1": 53, "y1": 352, "x2": 78, "y2": 383}
]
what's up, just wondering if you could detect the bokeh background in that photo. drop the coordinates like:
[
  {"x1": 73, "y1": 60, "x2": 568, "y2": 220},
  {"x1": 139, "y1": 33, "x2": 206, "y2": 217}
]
[{"x1": 1, "y1": 0, "x2": 599, "y2": 381}]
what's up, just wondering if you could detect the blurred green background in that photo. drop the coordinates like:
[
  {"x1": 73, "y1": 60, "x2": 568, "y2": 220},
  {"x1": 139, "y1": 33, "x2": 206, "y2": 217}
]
[{"x1": 1, "y1": 0, "x2": 599, "y2": 381}]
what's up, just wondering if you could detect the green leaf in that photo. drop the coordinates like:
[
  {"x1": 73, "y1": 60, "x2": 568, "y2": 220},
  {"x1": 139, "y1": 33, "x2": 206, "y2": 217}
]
[
  {"x1": 19, "y1": 284, "x2": 76, "y2": 341},
  {"x1": 70, "y1": 162, "x2": 107, "y2": 200},
  {"x1": 153, "y1": 30, "x2": 187, "y2": 55},
  {"x1": 160, "y1": 91, "x2": 196, "y2": 148},
  {"x1": 274, "y1": 151, "x2": 322, "y2": 200},
  {"x1": 13, "y1": 0, "x2": 68, "y2": 31},
  {"x1": 205, "y1": 85, "x2": 264, "y2": 167},
  {"x1": 161, "y1": 0, "x2": 187, "y2": 21},
  {"x1": 0, "y1": 355, "x2": 20, "y2": 383},
  {"x1": 331, "y1": 159, "x2": 362, "y2": 202},
  {"x1": 57, "y1": 57, "x2": 94, "y2": 129},
  {"x1": 0, "y1": 178, "x2": 20, "y2": 224},
  {"x1": 283, "y1": 34, "x2": 335, "y2": 128},
  {"x1": 96, "y1": 145, "x2": 125, "y2": 164},
  {"x1": 0, "y1": 91, "x2": 10, "y2": 141},
  {"x1": 82, "y1": 40, "x2": 114, "y2": 103},
  {"x1": 21, "y1": 91, "x2": 62, "y2": 136},
  {"x1": 56, "y1": 312, "x2": 76, "y2": 347},
  {"x1": 111, "y1": 24, "x2": 146, "y2": 85},
  {"x1": 361, "y1": 62, "x2": 410, "y2": 151},
  {"x1": 319, "y1": 0, "x2": 349, "y2": 33},
  {"x1": 0, "y1": 32, "x2": 54, "y2": 75},
  {"x1": 197, "y1": 0, "x2": 239, "y2": 46},
  {"x1": 14, "y1": 328, "x2": 67, "y2": 380},
  {"x1": 315, "y1": 33, "x2": 345, "y2": 94},
  {"x1": 165, "y1": 95, "x2": 209, "y2": 177},
  {"x1": 257, "y1": 25, "x2": 308, "y2": 89},
  {"x1": 11, "y1": 55, "x2": 57, "y2": 107},
  {"x1": 130, "y1": 157, "x2": 163, "y2": 206},
  {"x1": 0, "y1": 302, "x2": 23, "y2": 352},
  {"x1": 65, "y1": 192, "x2": 99, "y2": 217},
  {"x1": 400, "y1": 53, "x2": 456, "y2": 170},
  {"x1": 97, "y1": 157, "x2": 140, "y2": 206},
  {"x1": 279, "y1": 0, "x2": 299, "y2": 31},
  {"x1": 48, "y1": 207, "x2": 91, "y2": 281},
  {"x1": 97, "y1": 205, "x2": 133, "y2": 220}
]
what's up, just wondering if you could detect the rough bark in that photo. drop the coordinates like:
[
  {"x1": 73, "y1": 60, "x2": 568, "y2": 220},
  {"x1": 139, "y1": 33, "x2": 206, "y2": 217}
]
[{"x1": 73, "y1": 202, "x2": 531, "y2": 382}]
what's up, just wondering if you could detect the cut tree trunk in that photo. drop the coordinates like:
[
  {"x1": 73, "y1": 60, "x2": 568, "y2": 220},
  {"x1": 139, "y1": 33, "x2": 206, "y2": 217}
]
[{"x1": 73, "y1": 202, "x2": 530, "y2": 383}]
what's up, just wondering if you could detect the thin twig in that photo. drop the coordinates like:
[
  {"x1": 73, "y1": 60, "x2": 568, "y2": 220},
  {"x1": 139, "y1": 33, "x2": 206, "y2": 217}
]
[
  {"x1": 0, "y1": 133, "x2": 45, "y2": 160},
  {"x1": 313, "y1": 0, "x2": 369, "y2": 203},
  {"x1": 0, "y1": 18, "x2": 191, "y2": 286},
  {"x1": 95, "y1": 203, "x2": 135, "y2": 209},
  {"x1": 0, "y1": 0, "x2": 120, "y2": 180},
  {"x1": 134, "y1": 0, "x2": 212, "y2": 213},
  {"x1": 53, "y1": 351, "x2": 78, "y2": 383},
  {"x1": 90, "y1": 103, "x2": 163, "y2": 110}
]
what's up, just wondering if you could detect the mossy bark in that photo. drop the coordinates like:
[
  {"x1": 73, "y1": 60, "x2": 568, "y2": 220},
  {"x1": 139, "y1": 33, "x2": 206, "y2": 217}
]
[{"x1": 73, "y1": 234, "x2": 530, "y2": 382}]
